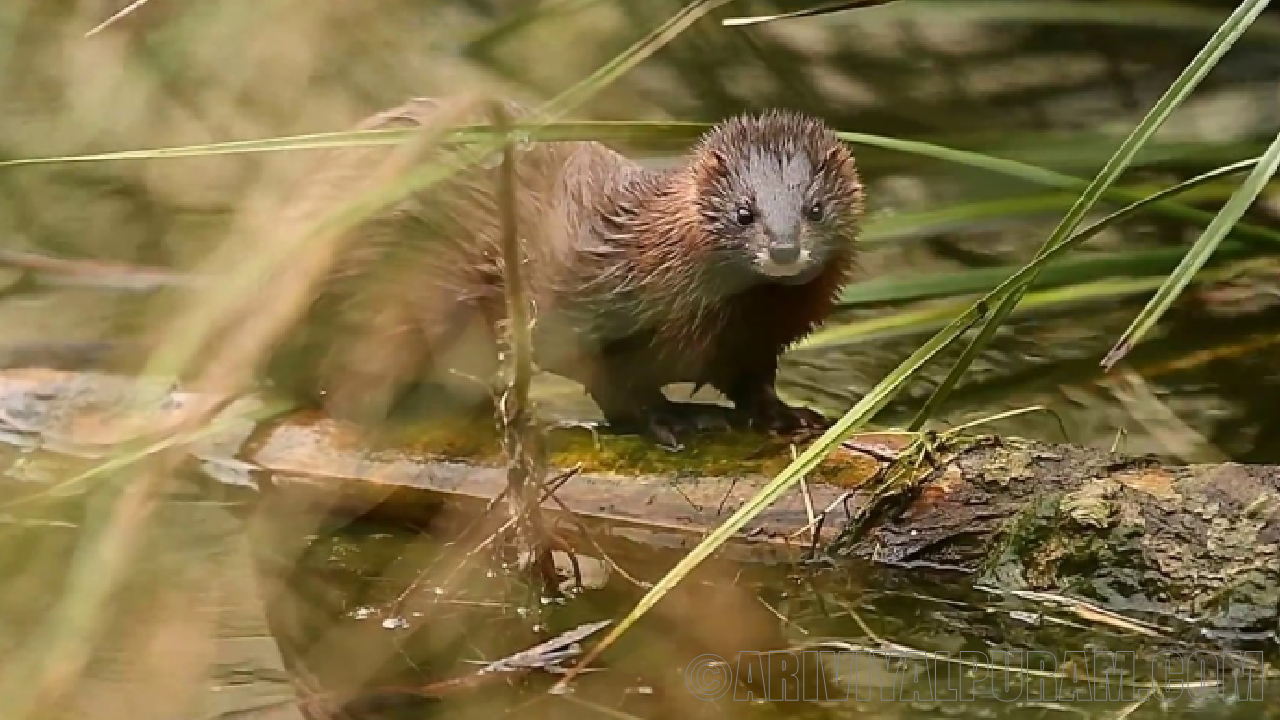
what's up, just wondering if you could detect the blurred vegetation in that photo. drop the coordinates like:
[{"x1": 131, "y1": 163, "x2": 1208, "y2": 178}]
[{"x1": 2, "y1": 1, "x2": 1280, "y2": 719}]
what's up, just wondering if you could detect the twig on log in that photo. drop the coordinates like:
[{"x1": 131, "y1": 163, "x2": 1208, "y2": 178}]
[{"x1": 491, "y1": 102, "x2": 560, "y2": 598}]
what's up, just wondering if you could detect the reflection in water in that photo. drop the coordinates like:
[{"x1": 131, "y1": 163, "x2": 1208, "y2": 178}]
[{"x1": 268, "y1": 515, "x2": 1277, "y2": 720}]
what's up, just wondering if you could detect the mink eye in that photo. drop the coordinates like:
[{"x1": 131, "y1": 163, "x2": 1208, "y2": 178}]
[
  {"x1": 804, "y1": 200, "x2": 824, "y2": 221},
  {"x1": 734, "y1": 205, "x2": 755, "y2": 226}
]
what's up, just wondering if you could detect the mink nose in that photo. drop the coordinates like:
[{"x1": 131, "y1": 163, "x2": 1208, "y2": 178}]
[{"x1": 767, "y1": 244, "x2": 801, "y2": 265}]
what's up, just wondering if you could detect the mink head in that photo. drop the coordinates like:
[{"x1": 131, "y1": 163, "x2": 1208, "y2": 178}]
[{"x1": 689, "y1": 110, "x2": 863, "y2": 286}]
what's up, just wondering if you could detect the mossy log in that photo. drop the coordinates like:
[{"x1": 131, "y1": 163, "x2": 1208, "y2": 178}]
[{"x1": 1, "y1": 369, "x2": 1278, "y2": 637}]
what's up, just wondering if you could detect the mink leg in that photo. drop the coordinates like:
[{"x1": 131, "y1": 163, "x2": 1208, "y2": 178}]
[
  {"x1": 588, "y1": 383, "x2": 732, "y2": 450},
  {"x1": 588, "y1": 382, "x2": 679, "y2": 449},
  {"x1": 659, "y1": 399, "x2": 736, "y2": 433},
  {"x1": 716, "y1": 367, "x2": 829, "y2": 437}
]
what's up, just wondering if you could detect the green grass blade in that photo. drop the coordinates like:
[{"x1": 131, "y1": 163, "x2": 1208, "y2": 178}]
[
  {"x1": 937, "y1": 132, "x2": 1269, "y2": 176},
  {"x1": 905, "y1": 0, "x2": 1271, "y2": 431},
  {"x1": 0, "y1": 122, "x2": 711, "y2": 168},
  {"x1": 5, "y1": 116, "x2": 1278, "y2": 247},
  {"x1": 831, "y1": 0, "x2": 1280, "y2": 39},
  {"x1": 12, "y1": 4, "x2": 741, "y2": 714},
  {"x1": 144, "y1": 0, "x2": 733, "y2": 379},
  {"x1": 843, "y1": 132, "x2": 1280, "y2": 247},
  {"x1": 0, "y1": 129, "x2": 409, "y2": 167},
  {"x1": 815, "y1": 271, "x2": 1243, "y2": 349},
  {"x1": 861, "y1": 193, "x2": 1079, "y2": 244},
  {"x1": 722, "y1": 0, "x2": 900, "y2": 27},
  {"x1": 836, "y1": 156, "x2": 1257, "y2": 309},
  {"x1": 539, "y1": 0, "x2": 739, "y2": 120},
  {"x1": 836, "y1": 243, "x2": 1252, "y2": 308},
  {"x1": 1103, "y1": 128, "x2": 1280, "y2": 368},
  {"x1": 846, "y1": 157, "x2": 1262, "y2": 307},
  {"x1": 565, "y1": 154, "x2": 1268, "y2": 686},
  {"x1": 561, "y1": 298, "x2": 983, "y2": 687},
  {"x1": 463, "y1": 0, "x2": 604, "y2": 55}
]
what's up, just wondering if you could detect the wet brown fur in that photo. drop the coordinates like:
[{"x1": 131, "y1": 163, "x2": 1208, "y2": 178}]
[{"x1": 275, "y1": 98, "x2": 865, "y2": 443}]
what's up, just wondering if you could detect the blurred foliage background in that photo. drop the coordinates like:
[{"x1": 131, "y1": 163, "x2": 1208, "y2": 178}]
[{"x1": 1, "y1": 3, "x2": 1280, "y2": 718}]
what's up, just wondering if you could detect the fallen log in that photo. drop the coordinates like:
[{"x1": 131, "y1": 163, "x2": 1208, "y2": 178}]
[{"x1": 1, "y1": 368, "x2": 1277, "y2": 638}]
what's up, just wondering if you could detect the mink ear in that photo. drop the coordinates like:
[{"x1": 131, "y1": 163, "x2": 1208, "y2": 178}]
[
  {"x1": 816, "y1": 145, "x2": 843, "y2": 175},
  {"x1": 706, "y1": 149, "x2": 730, "y2": 175},
  {"x1": 694, "y1": 148, "x2": 732, "y2": 186}
]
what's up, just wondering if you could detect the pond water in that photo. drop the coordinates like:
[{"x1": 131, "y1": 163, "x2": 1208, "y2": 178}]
[
  {"x1": 1, "y1": 1, "x2": 1278, "y2": 718},
  {"x1": 270, "y1": 511, "x2": 1277, "y2": 720}
]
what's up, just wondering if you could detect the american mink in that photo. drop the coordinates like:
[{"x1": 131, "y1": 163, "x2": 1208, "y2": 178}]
[
  {"x1": 280, "y1": 98, "x2": 865, "y2": 449},
  {"x1": 0, "y1": 99, "x2": 865, "y2": 449}
]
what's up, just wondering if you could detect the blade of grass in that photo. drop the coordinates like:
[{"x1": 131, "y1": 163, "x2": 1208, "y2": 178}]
[
  {"x1": 6, "y1": 121, "x2": 1280, "y2": 248},
  {"x1": 0, "y1": 122, "x2": 711, "y2": 168},
  {"x1": 145, "y1": 0, "x2": 741, "y2": 382},
  {"x1": 554, "y1": 297, "x2": 986, "y2": 691},
  {"x1": 842, "y1": 131, "x2": 1280, "y2": 247},
  {"x1": 0, "y1": 128, "x2": 410, "y2": 167},
  {"x1": 1103, "y1": 127, "x2": 1280, "y2": 368},
  {"x1": 819, "y1": 0, "x2": 1280, "y2": 39},
  {"x1": 861, "y1": 192, "x2": 1080, "y2": 244},
  {"x1": 0, "y1": 397, "x2": 290, "y2": 720},
  {"x1": 2, "y1": 3, "x2": 742, "y2": 717},
  {"x1": 906, "y1": 0, "x2": 1271, "y2": 432},
  {"x1": 722, "y1": 0, "x2": 900, "y2": 27},
  {"x1": 937, "y1": 132, "x2": 1269, "y2": 176},
  {"x1": 837, "y1": 243, "x2": 1252, "y2": 307},
  {"x1": 463, "y1": 0, "x2": 605, "y2": 56},
  {"x1": 862, "y1": 171, "x2": 1280, "y2": 246},
  {"x1": 816, "y1": 270, "x2": 1245, "y2": 349},
  {"x1": 557, "y1": 152, "x2": 1265, "y2": 690},
  {"x1": 809, "y1": 157, "x2": 1263, "y2": 347},
  {"x1": 10, "y1": 121, "x2": 1280, "y2": 248},
  {"x1": 942, "y1": 405, "x2": 1063, "y2": 439},
  {"x1": 539, "y1": 0, "x2": 740, "y2": 120},
  {"x1": 837, "y1": 156, "x2": 1259, "y2": 309},
  {"x1": 84, "y1": 0, "x2": 153, "y2": 36}
]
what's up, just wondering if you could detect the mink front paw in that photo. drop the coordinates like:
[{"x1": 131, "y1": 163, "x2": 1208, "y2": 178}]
[
  {"x1": 739, "y1": 397, "x2": 830, "y2": 438},
  {"x1": 649, "y1": 401, "x2": 743, "y2": 450},
  {"x1": 604, "y1": 401, "x2": 735, "y2": 451},
  {"x1": 641, "y1": 407, "x2": 688, "y2": 452},
  {"x1": 609, "y1": 406, "x2": 690, "y2": 452}
]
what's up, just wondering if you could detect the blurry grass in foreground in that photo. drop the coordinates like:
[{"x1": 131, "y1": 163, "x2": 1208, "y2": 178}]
[
  {"x1": 0, "y1": 1, "x2": 742, "y2": 717},
  {"x1": 556, "y1": 0, "x2": 1276, "y2": 686},
  {"x1": 0, "y1": 0, "x2": 1275, "y2": 714}
]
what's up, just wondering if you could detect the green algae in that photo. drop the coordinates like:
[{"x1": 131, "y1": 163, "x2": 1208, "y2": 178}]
[{"x1": 369, "y1": 415, "x2": 878, "y2": 483}]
